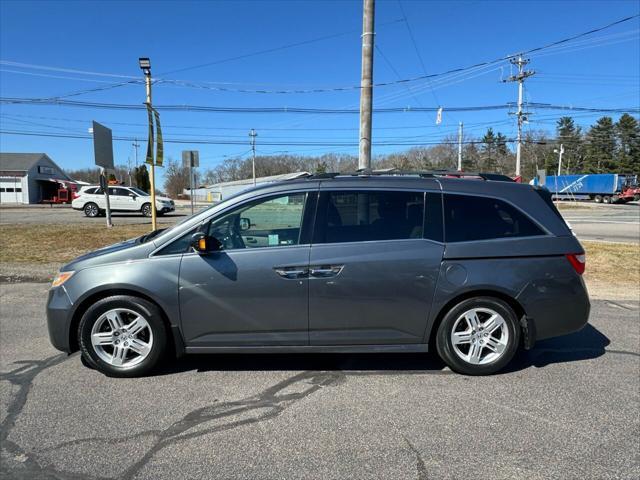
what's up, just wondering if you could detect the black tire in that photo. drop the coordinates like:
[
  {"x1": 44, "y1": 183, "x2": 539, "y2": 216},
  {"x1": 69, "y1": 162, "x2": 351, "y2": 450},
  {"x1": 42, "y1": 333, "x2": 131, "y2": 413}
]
[
  {"x1": 435, "y1": 297, "x2": 520, "y2": 375},
  {"x1": 594, "y1": 195, "x2": 603, "y2": 203},
  {"x1": 84, "y1": 202, "x2": 99, "y2": 217},
  {"x1": 141, "y1": 203, "x2": 152, "y2": 217},
  {"x1": 78, "y1": 295, "x2": 168, "y2": 377},
  {"x1": 603, "y1": 196, "x2": 612, "y2": 204}
]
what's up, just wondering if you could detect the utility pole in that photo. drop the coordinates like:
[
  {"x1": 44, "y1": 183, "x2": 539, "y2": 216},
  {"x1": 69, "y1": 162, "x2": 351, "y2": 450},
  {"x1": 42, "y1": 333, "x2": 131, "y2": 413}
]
[
  {"x1": 457, "y1": 121, "x2": 464, "y2": 171},
  {"x1": 504, "y1": 55, "x2": 535, "y2": 177},
  {"x1": 139, "y1": 58, "x2": 157, "y2": 231},
  {"x1": 133, "y1": 139, "x2": 139, "y2": 167},
  {"x1": 358, "y1": 0, "x2": 375, "y2": 170},
  {"x1": 249, "y1": 129, "x2": 257, "y2": 185},
  {"x1": 555, "y1": 144, "x2": 565, "y2": 176}
]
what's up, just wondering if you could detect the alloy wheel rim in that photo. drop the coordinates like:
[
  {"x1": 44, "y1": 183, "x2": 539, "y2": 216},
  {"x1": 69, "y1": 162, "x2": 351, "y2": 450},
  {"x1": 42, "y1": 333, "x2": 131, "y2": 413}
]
[
  {"x1": 90, "y1": 308, "x2": 153, "y2": 368},
  {"x1": 450, "y1": 307, "x2": 509, "y2": 365},
  {"x1": 87, "y1": 204, "x2": 97, "y2": 216},
  {"x1": 143, "y1": 205, "x2": 151, "y2": 216}
]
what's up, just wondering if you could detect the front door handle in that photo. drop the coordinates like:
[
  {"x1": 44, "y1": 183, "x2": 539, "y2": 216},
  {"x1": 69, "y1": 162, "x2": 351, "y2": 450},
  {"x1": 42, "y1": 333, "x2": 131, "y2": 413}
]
[
  {"x1": 309, "y1": 265, "x2": 344, "y2": 278},
  {"x1": 274, "y1": 267, "x2": 308, "y2": 279}
]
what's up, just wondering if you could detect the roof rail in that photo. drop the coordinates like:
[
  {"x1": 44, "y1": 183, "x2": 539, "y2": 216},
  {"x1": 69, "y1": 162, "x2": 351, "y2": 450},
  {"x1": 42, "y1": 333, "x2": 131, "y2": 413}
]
[{"x1": 298, "y1": 169, "x2": 515, "y2": 182}]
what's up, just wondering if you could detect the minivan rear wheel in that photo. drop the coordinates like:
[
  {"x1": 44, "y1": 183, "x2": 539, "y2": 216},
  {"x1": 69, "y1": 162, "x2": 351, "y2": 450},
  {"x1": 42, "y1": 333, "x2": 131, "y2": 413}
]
[
  {"x1": 78, "y1": 295, "x2": 167, "y2": 377},
  {"x1": 436, "y1": 297, "x2": 520, "y2": 375}
]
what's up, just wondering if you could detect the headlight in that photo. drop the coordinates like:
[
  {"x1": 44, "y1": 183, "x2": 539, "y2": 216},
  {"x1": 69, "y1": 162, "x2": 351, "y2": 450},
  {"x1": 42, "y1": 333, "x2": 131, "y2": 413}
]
[{"x1": 51, "y1": 271, "x2": 74, "y2": 288}]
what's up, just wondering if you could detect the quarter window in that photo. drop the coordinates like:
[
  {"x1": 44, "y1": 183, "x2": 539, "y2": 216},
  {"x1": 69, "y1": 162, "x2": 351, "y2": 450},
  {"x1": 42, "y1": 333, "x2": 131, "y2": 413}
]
[
  {"x1": 207, "y1": 193, "x2": 307, "y2": 250},
  {"x1": 444, "y1": 194, "x2": 544, "y2": 242},
  {"x1": 316, "y1": 190, "x2": 425, "y2": 244}
]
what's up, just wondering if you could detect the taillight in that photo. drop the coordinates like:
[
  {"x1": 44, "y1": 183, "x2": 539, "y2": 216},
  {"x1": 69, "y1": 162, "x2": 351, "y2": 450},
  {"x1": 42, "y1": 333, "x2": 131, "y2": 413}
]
[
  {"x1": 566, "y1": 253, "x2": 586, "y2": 275},
  {"x1": 72, "y1": 192, "x2": 80, "y2": 199}
]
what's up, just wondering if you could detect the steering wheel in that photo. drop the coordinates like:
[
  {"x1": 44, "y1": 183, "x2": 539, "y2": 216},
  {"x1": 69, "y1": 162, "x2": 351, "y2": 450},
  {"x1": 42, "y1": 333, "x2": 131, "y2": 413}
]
[{"x1": 214, "y1": 215, "x2": 245, "y2": 250}]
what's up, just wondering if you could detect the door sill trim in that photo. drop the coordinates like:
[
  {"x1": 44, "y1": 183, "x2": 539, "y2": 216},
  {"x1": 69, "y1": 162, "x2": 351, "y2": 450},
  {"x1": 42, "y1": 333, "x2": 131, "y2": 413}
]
[{"x1": 185, "y1": 344, "x2": 429, "y2": 354}]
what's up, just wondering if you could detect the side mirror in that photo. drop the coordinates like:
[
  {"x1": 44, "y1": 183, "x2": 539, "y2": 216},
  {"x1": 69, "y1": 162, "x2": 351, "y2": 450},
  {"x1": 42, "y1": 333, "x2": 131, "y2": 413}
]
[
  {"x1": 129, "y1": 192, "x2": 137, "y2": 198},
  {"x1": 239, "y1": 217, "x2": 251, "y2": 231},
  {"x1": 191, "y1": 232, "x2": 223, "y2": 254}
]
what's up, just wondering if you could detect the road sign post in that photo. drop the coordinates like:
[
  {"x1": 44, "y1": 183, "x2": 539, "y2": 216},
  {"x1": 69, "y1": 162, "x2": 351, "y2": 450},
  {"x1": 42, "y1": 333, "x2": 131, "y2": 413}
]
[{"x1": 92, "y1": 121, "x2": 114, "y2": 228}]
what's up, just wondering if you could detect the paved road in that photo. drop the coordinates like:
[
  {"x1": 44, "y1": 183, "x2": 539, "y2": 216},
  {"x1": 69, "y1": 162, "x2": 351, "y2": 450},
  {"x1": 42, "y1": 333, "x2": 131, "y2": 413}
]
[
  {"x1": 0, "y1": 205, "x2": 195, "y2": 226},
  {"x1": 1, "y1": 283, "x2": 638, "y2": 479},
  {"x1": 561, "y1": 203, "x2": 639, "y2": 243},
  {"x1": 1, "y1": 202, "x2": 638, "y2": 243}
]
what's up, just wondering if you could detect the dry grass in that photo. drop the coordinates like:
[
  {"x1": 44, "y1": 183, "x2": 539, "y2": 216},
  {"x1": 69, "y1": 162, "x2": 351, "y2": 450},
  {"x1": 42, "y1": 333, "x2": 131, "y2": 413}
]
[
  {"x1": 555, "y1": 202, "x2": 593, "y2": 210},
  {"x1": 582, "y1": 241, "x2": 640, "y2": 299},
  {"x1": 0, "y1": 224, "x2": 150, "y2": 264}
]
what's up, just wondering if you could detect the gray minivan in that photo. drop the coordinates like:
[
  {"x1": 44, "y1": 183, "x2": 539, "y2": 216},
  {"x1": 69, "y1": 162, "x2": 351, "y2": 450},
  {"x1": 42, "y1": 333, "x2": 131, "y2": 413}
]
[{"x1": 47, "y1": 172, "x2": 590, "y2": 376}]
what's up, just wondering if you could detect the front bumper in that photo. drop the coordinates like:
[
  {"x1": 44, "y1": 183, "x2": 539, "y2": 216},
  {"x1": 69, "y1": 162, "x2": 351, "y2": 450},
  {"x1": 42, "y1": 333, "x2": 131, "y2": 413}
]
[
  {"x1": 46, "y1": 286, "x2": 74, "y2": 353},
  {"x1": 158, "y1": 204, "x2": 175, "y2": 213}
]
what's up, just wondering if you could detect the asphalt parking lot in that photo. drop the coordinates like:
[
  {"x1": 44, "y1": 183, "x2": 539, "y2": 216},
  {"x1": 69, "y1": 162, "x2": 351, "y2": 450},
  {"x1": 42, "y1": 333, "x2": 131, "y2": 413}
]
[{"x1": 1, "y1": 283, "x2": 638, "y2": 479}]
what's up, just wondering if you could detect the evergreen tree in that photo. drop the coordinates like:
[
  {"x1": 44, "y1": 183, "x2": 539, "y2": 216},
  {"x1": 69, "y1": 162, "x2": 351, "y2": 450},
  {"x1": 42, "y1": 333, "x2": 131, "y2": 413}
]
[
  {"x1": 585, "y1": 117, "x2": 616, "y2": 173},
  {"x1": 481, "y1": 128, "x2": 498, "y2": 172},
  {"x1": 615, "y1": 114, "x2": 640, "y2": 173},
  {"x1": 462, "y1": 143, "x2": 480, "y2": 171},
  {"x1": 134, "y1": 165, "x2": 151, "y2": 192}
]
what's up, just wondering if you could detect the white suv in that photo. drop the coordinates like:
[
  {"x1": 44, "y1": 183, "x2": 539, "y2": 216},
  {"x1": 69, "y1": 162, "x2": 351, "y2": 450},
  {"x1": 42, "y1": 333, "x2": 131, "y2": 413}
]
[{"x1": 72, "y1": 186, "x2": 175, "y2": 217}]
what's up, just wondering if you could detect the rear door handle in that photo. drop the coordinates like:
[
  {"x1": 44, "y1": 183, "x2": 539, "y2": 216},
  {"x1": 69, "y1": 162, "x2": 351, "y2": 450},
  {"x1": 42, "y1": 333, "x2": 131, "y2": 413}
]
[
  {"x1": 274, "y1": 267, "x2": 309, "y2": 279},
  {"x1": 309, "y1": 265, "x2": 344, "y2": 278}
]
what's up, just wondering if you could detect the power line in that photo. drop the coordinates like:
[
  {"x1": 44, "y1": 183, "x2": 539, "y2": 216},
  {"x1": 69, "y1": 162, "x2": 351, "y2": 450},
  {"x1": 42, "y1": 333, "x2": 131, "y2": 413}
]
[
  {"x1": 159, "y1": 18, "x2": 405, "y2": 76},
  {"x1": 2, "y1": 97, "x2": 637, "y2": 114},
  {"x1": 396, "y1": 0, "x2": 440, "y2": 106},
  {"x1": 0, "y1": 128, "x2": 520, "y2": 147}
]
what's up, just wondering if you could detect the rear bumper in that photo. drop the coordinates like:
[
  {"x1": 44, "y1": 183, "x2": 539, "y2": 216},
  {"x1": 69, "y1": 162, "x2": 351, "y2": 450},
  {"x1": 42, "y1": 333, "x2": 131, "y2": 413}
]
[
  {"x1": 46, "y1": 286, "x2": 74, "y2": 353},
  {"x1": 518, "y1": 275, "x2": 591, "y2": 343}
]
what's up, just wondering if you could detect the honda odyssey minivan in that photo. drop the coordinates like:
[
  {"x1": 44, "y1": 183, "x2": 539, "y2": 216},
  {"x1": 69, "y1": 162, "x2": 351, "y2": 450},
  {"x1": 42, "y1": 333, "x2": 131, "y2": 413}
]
[{"x1": 47, "y1": 171, "x2": 590, "y2": 376}]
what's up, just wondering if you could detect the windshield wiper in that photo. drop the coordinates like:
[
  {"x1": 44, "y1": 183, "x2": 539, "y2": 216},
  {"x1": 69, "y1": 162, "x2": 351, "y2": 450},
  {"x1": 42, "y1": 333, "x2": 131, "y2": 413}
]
[{"x1": 137, "y1": 228, "x2": 166, "y2": 244}]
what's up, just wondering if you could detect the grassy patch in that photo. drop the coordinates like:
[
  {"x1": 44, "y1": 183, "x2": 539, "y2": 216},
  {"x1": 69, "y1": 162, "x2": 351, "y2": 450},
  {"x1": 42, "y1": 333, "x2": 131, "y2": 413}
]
[
  {"x1": 582, "y1": 241, "x2": 639, "y2": 287},
  {"x1": 0, "y1": 224, "x2": 150, "y2": 264},
  {"x1": 555, "y1": 202, "x2": 592, "y2": 210}
]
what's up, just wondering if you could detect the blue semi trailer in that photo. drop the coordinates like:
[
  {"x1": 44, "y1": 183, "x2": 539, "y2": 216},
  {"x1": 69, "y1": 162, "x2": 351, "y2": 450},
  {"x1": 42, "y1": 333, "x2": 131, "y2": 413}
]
[{"x1": 540, "y1": 173, "x2": 639, "y2": 204}]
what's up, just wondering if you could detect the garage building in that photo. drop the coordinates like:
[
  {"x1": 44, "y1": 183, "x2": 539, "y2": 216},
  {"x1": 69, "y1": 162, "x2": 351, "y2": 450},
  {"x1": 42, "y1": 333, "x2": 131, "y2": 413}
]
[{"x1": 0, "y1": 153, "x2": 73, "y2": 204}]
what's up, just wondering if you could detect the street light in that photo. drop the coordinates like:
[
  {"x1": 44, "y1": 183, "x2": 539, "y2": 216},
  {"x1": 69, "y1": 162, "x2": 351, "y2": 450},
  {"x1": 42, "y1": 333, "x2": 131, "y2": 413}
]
[
  {"x1": 138, "y1": 57, "x2": 151, "y2": 74},
  {"x1": 138, "y1": 57, "x2": 157, "y2": 231}
]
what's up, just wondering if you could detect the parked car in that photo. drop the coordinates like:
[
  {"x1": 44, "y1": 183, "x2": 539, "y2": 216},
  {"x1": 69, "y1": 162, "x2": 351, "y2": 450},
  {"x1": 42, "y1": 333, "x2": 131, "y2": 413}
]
[
  {"x1": 47, "y1": 172, "x2": 590, "y2": 377},
  {"x1": 71, "y1": 186, "x2": 175, "y2": 217}
]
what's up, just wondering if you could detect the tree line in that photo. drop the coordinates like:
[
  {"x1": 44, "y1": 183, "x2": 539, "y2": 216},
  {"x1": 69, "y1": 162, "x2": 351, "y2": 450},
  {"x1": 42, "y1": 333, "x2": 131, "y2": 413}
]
[{"x1": 67, "y1": 114, "x2": 638, "y2": 197}]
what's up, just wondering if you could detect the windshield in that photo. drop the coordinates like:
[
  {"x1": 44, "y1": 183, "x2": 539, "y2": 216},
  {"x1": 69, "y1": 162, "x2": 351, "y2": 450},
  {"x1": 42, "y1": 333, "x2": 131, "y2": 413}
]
[{"x1": 129, "y1": 187, "x2": 149, "y2": 196}]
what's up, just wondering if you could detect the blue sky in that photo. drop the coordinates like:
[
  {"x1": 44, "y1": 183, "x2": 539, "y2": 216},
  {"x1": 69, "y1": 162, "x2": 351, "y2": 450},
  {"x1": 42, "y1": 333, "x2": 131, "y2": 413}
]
[{"x1": 1, "y1": 0, "x2": 638, "y2": 184}]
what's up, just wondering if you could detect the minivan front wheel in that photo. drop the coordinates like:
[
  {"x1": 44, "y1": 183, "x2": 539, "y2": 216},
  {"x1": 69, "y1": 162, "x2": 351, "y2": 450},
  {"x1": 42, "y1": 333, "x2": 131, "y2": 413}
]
[
  {"x1": 78, "y1": 295, "x2": 167, "y2": 377},
  {"x1": 436, "y1": 297, "x2": 520, "y2": 375}
]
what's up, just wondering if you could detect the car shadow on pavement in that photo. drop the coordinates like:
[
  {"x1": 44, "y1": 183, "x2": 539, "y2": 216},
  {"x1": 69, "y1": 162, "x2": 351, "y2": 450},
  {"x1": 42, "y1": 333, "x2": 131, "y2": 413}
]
[
  {"x1": 161, "y1": 351, "x2": 451, "y2": 376},
  {"x1": 506, "y1": 323, "x2": 611, "y2": 372},
  {"x1": 155, "y1": 324, "x2": 611, "y2": 377}
]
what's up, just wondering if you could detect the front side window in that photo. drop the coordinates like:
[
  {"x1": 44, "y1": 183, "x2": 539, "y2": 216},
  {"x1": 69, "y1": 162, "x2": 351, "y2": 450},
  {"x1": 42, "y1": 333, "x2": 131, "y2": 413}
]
[
  {"x1": 207, "y1": 192, "x2": 307, "y2": 250},
  {"x1": 444, "y1": 194, "x2": 545, "y2": 242},
  {"x1": 317, "y1": 190, "x2": 425, "y2": 244}
]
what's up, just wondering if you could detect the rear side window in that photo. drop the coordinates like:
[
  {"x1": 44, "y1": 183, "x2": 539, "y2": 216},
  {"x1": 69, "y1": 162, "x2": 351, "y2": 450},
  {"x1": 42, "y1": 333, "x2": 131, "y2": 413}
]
[
  {"x1": 315, "y1": 190, "x2": 424, "y2": 244},
  {"x1": 444, "y1": 194, "x2": 545, "y2": 242},
  {"x1": 84, "y1": 187, "x2": 98, "y2": 194}
]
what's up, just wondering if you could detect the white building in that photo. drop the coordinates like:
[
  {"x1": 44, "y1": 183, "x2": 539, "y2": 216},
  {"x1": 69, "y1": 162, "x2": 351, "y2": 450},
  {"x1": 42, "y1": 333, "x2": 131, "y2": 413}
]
[
  {"x1": 186, "y1": 172, "x2": 310, "y2": 202},
  {"x1": 0, "y1": 153, "x2": 73, "y2": 204}
]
